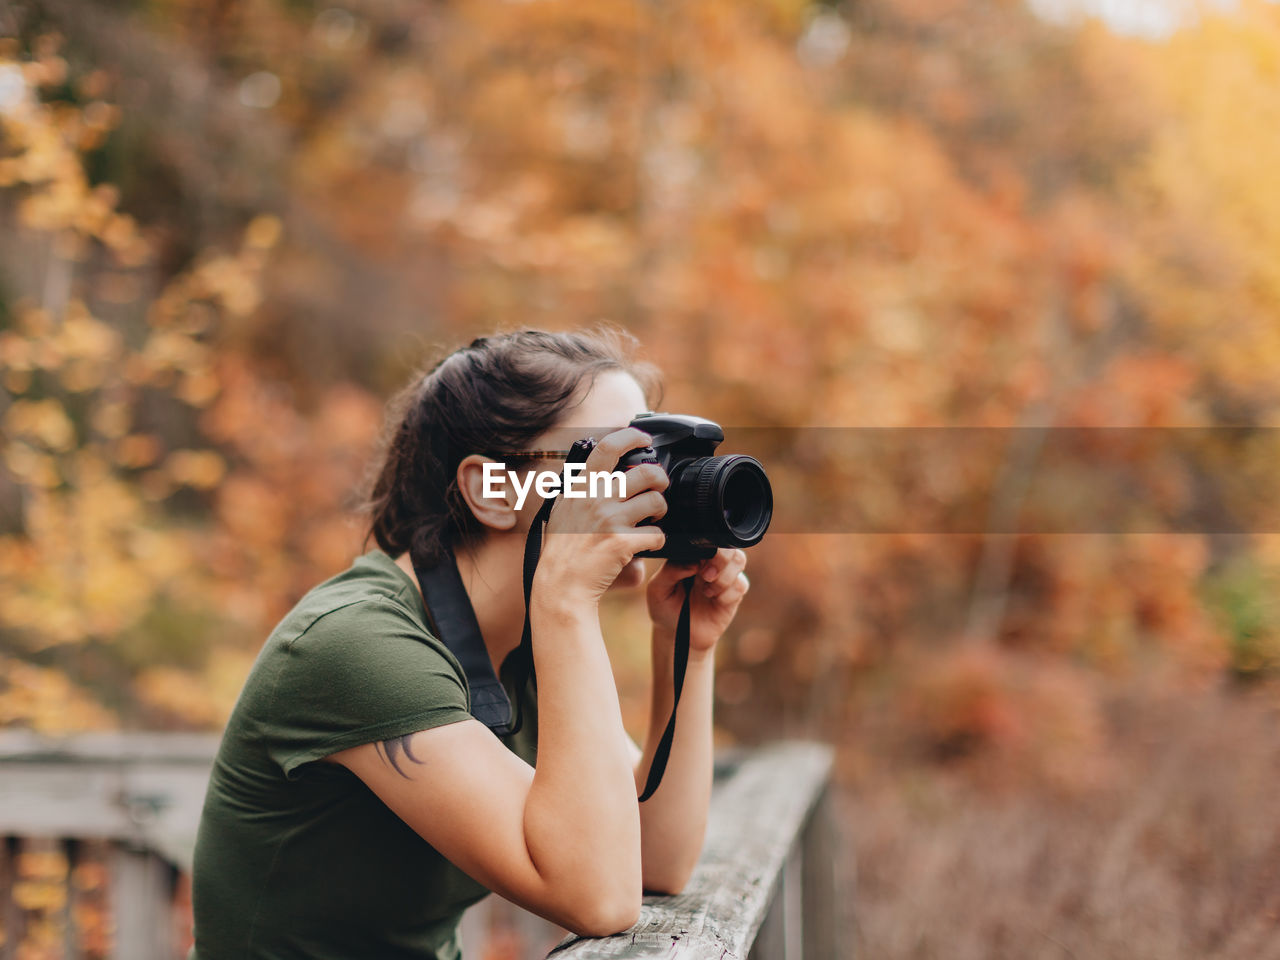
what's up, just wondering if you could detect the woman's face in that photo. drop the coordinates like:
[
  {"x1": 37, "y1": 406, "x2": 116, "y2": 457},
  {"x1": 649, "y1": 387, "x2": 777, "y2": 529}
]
[{"x1": 541, "y1": 369, "x2": 652, "y2": 591}]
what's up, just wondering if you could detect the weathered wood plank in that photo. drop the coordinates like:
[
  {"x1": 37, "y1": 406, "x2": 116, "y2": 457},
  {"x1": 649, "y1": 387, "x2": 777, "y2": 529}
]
[
  {"x1": 109, "y1": 845, "x2": 175, "y2": 960},
  {"x1": 0, "y1": 733, "x2": 218, "y2": 872},
  {"x1": 799, "y1": 788, "x2": 842, "y2": 960},
  {"x1": 0, "y1": 732, "x2": 221, "y2": 764},
  {"x1": 747, "y1": 845, "x2": 804, "y2": 960},
  {"x1": 62, "y1": 838, "x2": 81, "y2": 960},
  {"x1": 549, "y1": 741, "x2": 834, "y2": 960},
  {"x1": 747, "y1": 867, "x2": 787, "y2": 960},
  {"x1": 1, "y1": 836, "x2": 21, "y2": 960}
]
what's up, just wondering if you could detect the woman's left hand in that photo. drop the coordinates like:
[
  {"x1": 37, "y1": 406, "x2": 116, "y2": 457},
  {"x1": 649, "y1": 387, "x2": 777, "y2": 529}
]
[{"x1": 646, "y1": 548, "x2": 749, "y2": 655}]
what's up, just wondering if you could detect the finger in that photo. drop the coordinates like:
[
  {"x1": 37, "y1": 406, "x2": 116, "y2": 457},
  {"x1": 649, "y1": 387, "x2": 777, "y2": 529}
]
[
  {"x1": 619, "y1": 463, "x2": 669, "y2": 498},
  {"x1": 702, "y1": 548, "x2": 746, "y2": 588},
  {"x1": 707, "y1": 571, "x2": 750, "y2": 604},
  {"x1": 655, "y1": 556, "x2": 700, "y2": 577},
  {"x1": 649, "y1": 557, "x2": 699, "y2": 591},
  {"x1": 698, "y1": 549, "x2": 727, "y2": 582},
  {"x1": 585, "y1": 427, "x2": 654, "y2": 477},
  {"x1": 704, "y1": 555, "x2": 747, "y2": 597},
  {"x1": 614, "y1": 490, "x2": 667, "y2": 528},
  {"x1": 614, "y1": 526, "x2": 665, "y2": 558}
]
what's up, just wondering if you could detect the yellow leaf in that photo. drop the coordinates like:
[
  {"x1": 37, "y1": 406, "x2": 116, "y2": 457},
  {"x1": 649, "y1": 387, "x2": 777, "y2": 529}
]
[
  {"x1": 58, "y1": 358, "x2": 105, "y2": 392},
  {"x1": 59, "y1": 302, "x2": 122, "y2": 360},
  {"x1": 3, "y1": 368, "x2": 32, "y2": 394},
  {"x1": 139, "y1": 468, "x2": 173, "y2": 501},
  {"x1": 0, "y1": 331, "x2": 33, "y2": 370},
  {"x1": 113, "y1": 434, "x2": 161, "y2": 467},
  {"x1": 90, "y1": 401, "x2": 131, "y2": 439},
  {"x1": 244, "y1": 214, "x2": 283, "y2": 250},
  {"x1": 164, "y1": 449, "x2": 227, "y2": 489},
  {"x1": 177, "y1": 368, "x2": 221, "y2": 407},
  {"x1": 2, "y1": 444, "x2": 61, "y2": 487},
  {"x1": 4, "y1": 398, "x2": 75, "y2": 450}
]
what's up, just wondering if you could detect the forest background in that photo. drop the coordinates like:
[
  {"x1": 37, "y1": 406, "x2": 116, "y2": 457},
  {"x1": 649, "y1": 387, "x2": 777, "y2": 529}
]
[{"x1": 2, "y1": 0, "x2": 1280, "y2": 957}]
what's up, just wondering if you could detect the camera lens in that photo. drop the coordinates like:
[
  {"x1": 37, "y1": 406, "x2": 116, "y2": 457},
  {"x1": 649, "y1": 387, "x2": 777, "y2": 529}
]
[
  {"x1": 674, "y1": 454, "x2": 772, "y2": 548},
  {"x1": 722, "y1": 466, "x2": 768, "y2": 530}
]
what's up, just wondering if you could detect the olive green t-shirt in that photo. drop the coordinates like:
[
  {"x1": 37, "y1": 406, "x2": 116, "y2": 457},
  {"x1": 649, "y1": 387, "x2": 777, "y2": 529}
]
[{"x1": 191, "y1": 548, "x2": 538, "y2": 960}]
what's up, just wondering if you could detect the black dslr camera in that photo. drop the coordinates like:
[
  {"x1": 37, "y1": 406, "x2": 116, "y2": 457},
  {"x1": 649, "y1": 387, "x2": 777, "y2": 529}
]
[{"x1": 588, "y1": 413, "x2": 773, "y2": 561}]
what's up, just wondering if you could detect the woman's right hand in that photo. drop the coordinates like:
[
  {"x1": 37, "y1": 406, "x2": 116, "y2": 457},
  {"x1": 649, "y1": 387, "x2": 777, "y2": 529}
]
[{"x1": 532, "y1": 427, "x2": 668, "y2": 608}]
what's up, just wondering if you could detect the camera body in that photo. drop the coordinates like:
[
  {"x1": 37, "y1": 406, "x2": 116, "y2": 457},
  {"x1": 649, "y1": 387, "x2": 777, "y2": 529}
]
[{"x1": 600, "y1": 412, "x2": 773, "y2": 561}]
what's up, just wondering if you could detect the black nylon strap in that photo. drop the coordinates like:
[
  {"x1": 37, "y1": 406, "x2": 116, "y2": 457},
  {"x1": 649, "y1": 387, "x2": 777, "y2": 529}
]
[
  {"x1": 410, "y1": 546, "x2": 514, "y2": 735},
  {"x1": 519, "y1": 494, "x2": 557, "y2": 679},
  {"x1": 637, "y1": 577, "x2": 693, "y2": 802},
  {"x1": 507, "y1": 438, "x2": 592, "y2": 734},
  {"x1": 504, "y1": 492, "x2": 555, "y2": 736}
]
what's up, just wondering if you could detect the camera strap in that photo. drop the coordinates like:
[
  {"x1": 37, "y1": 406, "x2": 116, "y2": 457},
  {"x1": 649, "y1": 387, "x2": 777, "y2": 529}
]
[
  {"x1": 410, "y1": 545, "x2": 516, "y2": 736},
  {"x1": 500, "y1": 483, "x2": 555, "y2": 738},
  {"x1": 636, "y1": 577, "x2": 692, "y2": 802}
]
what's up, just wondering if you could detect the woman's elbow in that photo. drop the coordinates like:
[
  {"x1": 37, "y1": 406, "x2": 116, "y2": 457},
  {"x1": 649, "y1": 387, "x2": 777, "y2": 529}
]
[
  {"x1": 641, "y1": 867, "x2": 694, "y2": 898},
  {"x1": 564, "y1": 883, "x2": 641, "y2": 938},
  {"x1": 642, "y1": 852, "x2": 699, "y2": 897}
]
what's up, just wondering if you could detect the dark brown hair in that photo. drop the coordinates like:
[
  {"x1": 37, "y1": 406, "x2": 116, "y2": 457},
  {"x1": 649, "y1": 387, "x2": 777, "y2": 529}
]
[{"x1": 361, "y1": 326, "x2": 661, "y2": 568}]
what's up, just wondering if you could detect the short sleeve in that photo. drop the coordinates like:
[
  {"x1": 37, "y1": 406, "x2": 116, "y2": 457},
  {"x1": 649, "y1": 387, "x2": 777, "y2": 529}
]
[{"x1": 262, "y1": 597, "x2": 472, "y2": 777}]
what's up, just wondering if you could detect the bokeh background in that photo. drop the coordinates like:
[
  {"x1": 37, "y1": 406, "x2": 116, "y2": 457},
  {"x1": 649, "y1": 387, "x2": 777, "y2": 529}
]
[{"x1": 3, "y1": 0, "x2": 1280, "y2": 957}]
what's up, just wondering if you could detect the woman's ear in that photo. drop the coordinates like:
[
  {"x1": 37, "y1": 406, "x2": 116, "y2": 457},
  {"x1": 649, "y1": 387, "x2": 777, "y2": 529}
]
[{"x1": 456, "y1": 454, "x2": 520, "y2": 532}]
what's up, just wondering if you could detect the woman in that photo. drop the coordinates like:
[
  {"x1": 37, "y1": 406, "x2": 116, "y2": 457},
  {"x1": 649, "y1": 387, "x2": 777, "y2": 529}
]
[{"x1": 190, "y1": 327, "x2": 749, "y2": 959}]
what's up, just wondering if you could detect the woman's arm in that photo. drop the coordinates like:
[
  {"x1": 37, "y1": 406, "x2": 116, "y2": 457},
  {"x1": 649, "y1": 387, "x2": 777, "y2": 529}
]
[
  {"x1": 330, "y1": 428, "x2": 669, "y2": 937},
  {"x1": 632, "y1": 634, "x2": 716, "y2": 894},
  {"x1": 330, "y1": 595, "x2": 641, "y2": 936},
  {"x1": 632, "y1": 549, "x2": 748, "y2": 894}
]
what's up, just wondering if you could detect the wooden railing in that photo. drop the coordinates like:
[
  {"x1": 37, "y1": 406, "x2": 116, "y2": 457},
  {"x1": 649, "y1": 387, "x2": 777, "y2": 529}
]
[
  {"x1": 550, "y1": 742, "x2": 840, "y2": 960},
  {"x1": 0, "y1": 731, "x2": 218, "y2": 960},
  {"x1": 0, "y1": 734, "x2": 842, "y2": 960}
]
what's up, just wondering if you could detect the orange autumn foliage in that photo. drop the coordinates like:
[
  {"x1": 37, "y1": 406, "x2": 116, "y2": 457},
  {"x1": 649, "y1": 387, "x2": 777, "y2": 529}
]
[{"x1": 2, "y1": 0, "x2": 1280, "y2": 783}]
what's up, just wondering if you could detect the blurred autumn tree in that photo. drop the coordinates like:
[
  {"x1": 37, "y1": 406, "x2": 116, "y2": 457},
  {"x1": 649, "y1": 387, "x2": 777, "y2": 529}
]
[
  {"x1": 0, "y1": 28, "x2": 381, "y2": 731},
  {"x1": 3, "y1": 0, "x2": 1280, "y2": 788}
]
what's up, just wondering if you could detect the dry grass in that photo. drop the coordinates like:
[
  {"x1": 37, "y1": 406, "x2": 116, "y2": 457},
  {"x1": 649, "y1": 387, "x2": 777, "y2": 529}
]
[{"x1": 841, "y1": 684, "x2": 1280, "y2": 960}]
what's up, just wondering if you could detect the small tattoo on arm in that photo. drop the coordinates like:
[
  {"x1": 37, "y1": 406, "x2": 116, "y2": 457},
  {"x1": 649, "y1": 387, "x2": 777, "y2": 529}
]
[{"x1": 376, "y1": 734, "x2": 424, "y2": 779}]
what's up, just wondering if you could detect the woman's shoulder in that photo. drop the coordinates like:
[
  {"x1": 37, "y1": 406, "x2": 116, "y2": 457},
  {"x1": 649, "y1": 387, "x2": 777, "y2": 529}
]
[
  {"x1": 246, "y1": 548, "x2": 469, "y2": 701},
  {"x1": 223, "y1": 550, "x2": 473, "y2": 775},
  {"x1": 271, "y1": 548, "x2": 430, "y2": 644}
]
